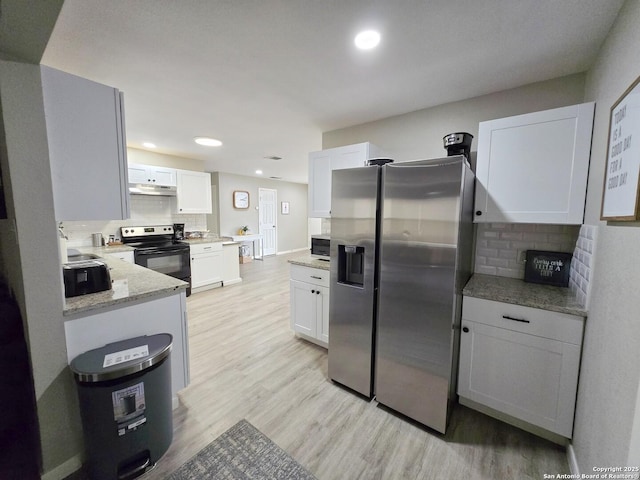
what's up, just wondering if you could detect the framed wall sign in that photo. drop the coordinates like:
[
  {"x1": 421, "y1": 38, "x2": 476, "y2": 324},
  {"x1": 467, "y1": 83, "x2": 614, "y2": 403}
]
[
  {"x1": 233, "y1": 190, "x2": 249, "y2": 209},
  {"x1": 281, "y1": 201, "x2": 290, "y2": 215},
  {"x1": 601, "y1": 74, "x2": 640, "y2": 220}
]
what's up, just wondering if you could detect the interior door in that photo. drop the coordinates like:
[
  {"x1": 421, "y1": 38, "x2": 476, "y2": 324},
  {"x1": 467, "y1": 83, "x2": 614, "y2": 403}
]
[{"x1": 259, "y1": 188, "x2": 277, "y2": 256}]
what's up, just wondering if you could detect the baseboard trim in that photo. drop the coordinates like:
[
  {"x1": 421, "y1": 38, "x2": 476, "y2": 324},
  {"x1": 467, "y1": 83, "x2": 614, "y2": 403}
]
[
  {"x1": 41, "y1": 453, "x2": 83, "y2": 480},
  {"x1": 567, "y1": 443, "x2": 580, "y2": 476},
  {"x1": 277, "y1": 248, "x2": 309, "y2": 255}
]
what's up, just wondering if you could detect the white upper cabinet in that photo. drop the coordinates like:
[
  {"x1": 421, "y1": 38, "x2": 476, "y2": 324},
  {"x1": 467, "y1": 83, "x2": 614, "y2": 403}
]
[
  {"x1": 308, "y1": 142, "x2": 380, "y2": 218},
  {"x1": 176, "y1": 169, "x2": 212, "y2": 214},
  {"x1": 128, "y1": 163, "x2": 176, "y2": 187},
  {"x1": 41, "y1": 66, "x2": 130, "y2": 221},
  {"x1": 474, "y1": 102, "x2": 595, "y2": 224}
]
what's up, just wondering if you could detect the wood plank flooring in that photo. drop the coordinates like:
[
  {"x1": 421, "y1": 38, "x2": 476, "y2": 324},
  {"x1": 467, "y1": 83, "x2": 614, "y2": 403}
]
[{"x1": 144, "y1": 253, "x2": 569, "y2": 480}]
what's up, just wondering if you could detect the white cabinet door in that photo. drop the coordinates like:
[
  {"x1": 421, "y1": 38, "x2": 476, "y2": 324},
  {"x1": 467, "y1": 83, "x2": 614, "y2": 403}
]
[
  {"x1": 474, "y1": 102, "x2": 594, "y2": 224},
  {"x1": 191, "y1": 249, "x2": 222, "y2": 289},
  {"x1": 42, "y1": 66, "x2": 130, "y2": 221},
  {"x1": 317, "y1": 285, "x2": 329, "y2": 344},
  {"x1": 289, "y1": 265, "x2": 330, "y2": 346},
  {"x1": 176, "y1": 169, "x2": 212, "y2": 214},
  {"x1": 128, "y1": 163, "x2": 151, "y2": 184},
  {"x1": 308, "y1": 142, "x2": 379, "y2": 218},
  {"x1": 458, "y1": 296, "x2": 584, "y2": 438},
  {"x1": 128, "y1": 163, "x2": 177, "y2": 187},
  {"x1": 150, "y1": 166, "x2": 177, "y2": 186},
  {"x1": 290, "y1": 279, "x2": 317, "y2": 337},
  {"x1": 308, "y1": 150, "x2": 332, "y2": 218},
  {"x1": 221, "y1": 244, "x2": 242, "y2": 285}
]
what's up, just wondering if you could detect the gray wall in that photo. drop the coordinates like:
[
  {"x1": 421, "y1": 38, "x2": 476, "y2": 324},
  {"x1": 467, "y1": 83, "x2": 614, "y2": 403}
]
[
  {"x1": 0, "y1": 61, "x2": 82, "y2": 476},
  {"x1": 217, "y1": 172, "x2": 309, "y2": 253},
  {"x1": 323, "y1": 73, "x2": 586, "y2": 159},
  {"x1": 575, "y1": 0, "x2": 640, "y2": 470}
]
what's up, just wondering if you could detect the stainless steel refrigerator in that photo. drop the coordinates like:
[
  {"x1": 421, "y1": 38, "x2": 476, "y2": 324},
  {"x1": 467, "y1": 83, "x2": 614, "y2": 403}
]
[{"x1": 328, "y1": 155, "x2": 475, "y2": 433}]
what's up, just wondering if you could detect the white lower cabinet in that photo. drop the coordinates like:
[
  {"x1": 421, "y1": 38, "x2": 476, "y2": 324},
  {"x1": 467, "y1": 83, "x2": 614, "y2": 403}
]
[
  {"x1": 64, "y1": 292, "x2": 190, "y2": 406},
  {"x1": 221, "y1": 243, "x2": 242, "y2": 285},
  {"x1": 458, "y1": 296, "x2": 584, "y2": 439},
  {"x1": 190, "y1": 242, "x2": 223, "y2": 291},
  {"x1": 289, "y1": 264, "x2": 329, "y2": 347}
]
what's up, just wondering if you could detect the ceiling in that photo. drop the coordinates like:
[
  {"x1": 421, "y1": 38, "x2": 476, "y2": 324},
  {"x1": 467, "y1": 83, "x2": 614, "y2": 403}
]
[{"x1": 36, "y1": 1, "x2": 624, "y2": 184}]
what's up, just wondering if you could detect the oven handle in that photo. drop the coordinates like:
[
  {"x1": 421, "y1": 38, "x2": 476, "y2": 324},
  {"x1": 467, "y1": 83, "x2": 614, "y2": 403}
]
[{"x1": 136, "y1": 248, "x2": 188, "y2": 256}]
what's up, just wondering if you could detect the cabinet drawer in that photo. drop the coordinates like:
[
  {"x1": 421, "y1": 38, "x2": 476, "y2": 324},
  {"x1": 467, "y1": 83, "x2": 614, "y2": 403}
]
[
  {"x1": 190, "y1": 242, "x2": 222, "y2": 255},
  {"x1": 290, "y1": 264, "x2": 329, "y2": 287},
  {"x1": 462, "y1": 296, "x2": 584, "y2": 345}
]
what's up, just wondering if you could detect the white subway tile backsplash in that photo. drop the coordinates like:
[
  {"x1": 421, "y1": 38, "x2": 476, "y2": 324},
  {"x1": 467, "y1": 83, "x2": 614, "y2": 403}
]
[
  {"x1": 487, "y1": 258, "x2": 509, "y2": 268},
  {"x1": 568, "y1": 224, "x2": 597, "y2": 309},
  {"x1": 474, "y1": 223, "x2": 580, "y2": 280},
  {"x1": 62, "y1": 195, "x2": 208, "y2": 247},
  {"x1": 476, "y1": 265, "x2": 498, "y2": 275},
  {"x1": 500, "y1": 231, "x2": 523, "y2": 241}
]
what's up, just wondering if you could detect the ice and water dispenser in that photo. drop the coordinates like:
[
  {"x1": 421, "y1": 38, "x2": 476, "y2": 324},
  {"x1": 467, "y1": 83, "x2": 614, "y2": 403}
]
[{"x1": 338, "y1": 245, "x2": 365, "y2": 287}]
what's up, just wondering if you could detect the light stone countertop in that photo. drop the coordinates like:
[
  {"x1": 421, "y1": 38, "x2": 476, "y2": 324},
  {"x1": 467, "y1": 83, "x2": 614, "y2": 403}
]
[
  {"x1": 63, "y1": 247, "x2": 187, "y2": 317},
  {"x1": 288, "y1": 254, "x2": 331, "y2": 271},
  {"x1": 463, "y1": 273, "x2": 587, "y2": 317},
  {"x1": 183, "y1": 236, "x2": 235, "y2": 245}
]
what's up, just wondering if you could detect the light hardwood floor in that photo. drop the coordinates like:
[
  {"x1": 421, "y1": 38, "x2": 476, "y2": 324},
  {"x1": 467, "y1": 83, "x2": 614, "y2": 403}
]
[{"x1": 144, "y1": 253, "x2": 569, "y2": 480}]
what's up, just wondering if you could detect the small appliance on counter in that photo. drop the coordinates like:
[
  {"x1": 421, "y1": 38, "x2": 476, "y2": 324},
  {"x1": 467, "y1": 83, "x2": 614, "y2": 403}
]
[
  {"x1": 310, "y1": 235, "x2": 330, "y2": 259},
  {"x1": 63, "y1": 260, "x2": 112, "y2": 298},
  {"x1": 173, "y1": 223, "x2": 185, "y2": 240}
]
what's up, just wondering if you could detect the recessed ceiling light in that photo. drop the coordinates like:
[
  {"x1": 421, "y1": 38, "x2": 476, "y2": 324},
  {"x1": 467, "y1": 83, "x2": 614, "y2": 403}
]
[
  {"x1": 354, "y1": 30, "x2": 380, "y2": 50},
  {"x1": 142, "y1": 142, "x2": 157, "y2": 149},
  {"x1": 255, "y1": 170, "x2": 263, "y2": 175},
  {"x1": 194, "y1": 137, "x2": 222, "y2": 147}
]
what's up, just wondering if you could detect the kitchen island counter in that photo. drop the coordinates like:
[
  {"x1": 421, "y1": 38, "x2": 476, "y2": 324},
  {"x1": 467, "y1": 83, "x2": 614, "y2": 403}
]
[
  {"x1": 463, "y1": 273, "x2": 587, "y2": 317},
  {"x1": 63, "y1": 252, "x2": 187, "y2": 317},
  {"x1": 183, "y1": 236, "x2": 234, "y2": 245},
  {"x1": 288, "y1": 255, "x2": 330, "y2": 271}
]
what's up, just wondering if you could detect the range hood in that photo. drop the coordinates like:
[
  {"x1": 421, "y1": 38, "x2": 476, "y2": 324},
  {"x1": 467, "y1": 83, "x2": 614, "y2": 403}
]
[{"x1": 129, "y1": 184, "x2": 177, "y2": 196}]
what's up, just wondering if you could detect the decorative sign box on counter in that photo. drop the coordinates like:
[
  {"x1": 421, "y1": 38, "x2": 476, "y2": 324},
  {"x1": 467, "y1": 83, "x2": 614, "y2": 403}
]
[{"x1": 524, "y1": 250, "x2": 572, "y2": 287}]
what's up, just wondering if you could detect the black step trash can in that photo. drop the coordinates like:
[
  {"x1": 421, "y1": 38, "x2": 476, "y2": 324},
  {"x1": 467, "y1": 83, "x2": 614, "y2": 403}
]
[{"x1": 70, "y1": 334, "x2": 173, "y2": 480}]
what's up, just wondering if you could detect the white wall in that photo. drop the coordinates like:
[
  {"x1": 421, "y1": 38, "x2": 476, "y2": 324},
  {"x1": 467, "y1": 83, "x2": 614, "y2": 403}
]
[
  {"x1": 0, "y1": 61, "x2": 82, "y2": 476},
  {"x1": 217, "y1": 172, "x2": 309, "y2": 253},
  {"x1": 323, "y1": 73, "x2": 586, "y2": 160},
  {"x1": 572, "y1": 0, "x2": 640, "y2": 471},
  {"x1": 127, "y1": 147, "x2": 204, "y2": 171}
]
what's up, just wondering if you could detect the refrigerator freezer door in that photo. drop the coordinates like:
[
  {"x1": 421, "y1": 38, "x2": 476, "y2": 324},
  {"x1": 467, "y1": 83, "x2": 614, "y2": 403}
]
[
  {"x1": 328, "y1": 166, "x2": 379, "y2": 397},
  {"x1": 375, "y1": 160, "x2": 467, "y2": 433}
]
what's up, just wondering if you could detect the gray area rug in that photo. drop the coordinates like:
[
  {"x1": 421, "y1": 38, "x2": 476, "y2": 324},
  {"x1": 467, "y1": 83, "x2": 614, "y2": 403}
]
[{"x1": 167, "y1": 419, "x2": 317, "y2": 479}]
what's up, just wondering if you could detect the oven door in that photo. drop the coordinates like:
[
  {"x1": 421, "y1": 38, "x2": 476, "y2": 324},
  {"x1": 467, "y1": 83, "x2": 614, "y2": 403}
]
[{"x1": 134, "y1": 247, "x2": 191, "y2": 285}]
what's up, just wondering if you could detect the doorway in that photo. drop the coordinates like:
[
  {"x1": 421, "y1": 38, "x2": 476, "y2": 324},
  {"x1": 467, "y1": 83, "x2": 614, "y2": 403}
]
[{"x1": 258, "y1": 188, "x2": 277, "y2": 256}]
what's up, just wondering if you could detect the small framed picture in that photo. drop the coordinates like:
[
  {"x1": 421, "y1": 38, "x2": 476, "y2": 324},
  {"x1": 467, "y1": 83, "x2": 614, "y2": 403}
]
[{"x1": 281, "y1": 201, "x2": 290, "y2": 215}]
